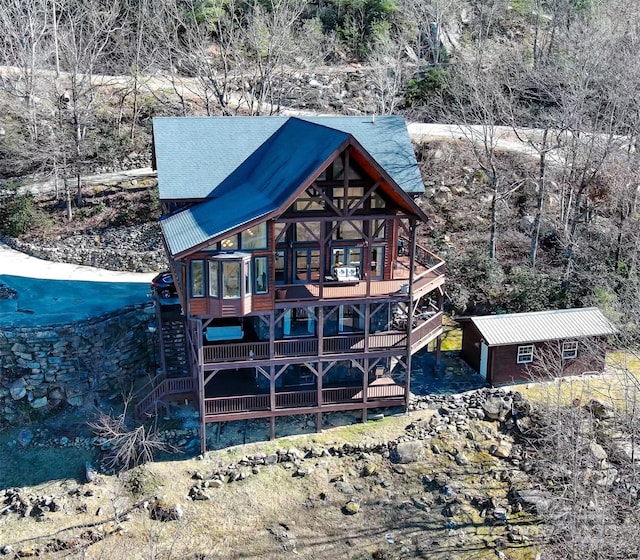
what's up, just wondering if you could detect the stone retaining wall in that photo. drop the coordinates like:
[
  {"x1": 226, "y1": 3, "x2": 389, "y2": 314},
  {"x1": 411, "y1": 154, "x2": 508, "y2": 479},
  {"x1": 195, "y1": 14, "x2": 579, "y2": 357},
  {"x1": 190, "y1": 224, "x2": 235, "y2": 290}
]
[
  {"x1": 2, "y1": 223, "x2": 167, "y2": 273},
  {"x1": 0, "y1": 303, "x2": 156, "y2": 424}
]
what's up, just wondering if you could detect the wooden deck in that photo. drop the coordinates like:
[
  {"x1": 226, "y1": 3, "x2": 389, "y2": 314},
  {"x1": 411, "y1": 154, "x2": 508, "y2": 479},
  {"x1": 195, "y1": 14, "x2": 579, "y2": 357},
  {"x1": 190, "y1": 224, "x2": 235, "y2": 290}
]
[
  {"x1": 203, "y1": 378, "x2": 405, "y2": 422},
  {"x1": 273, "y1": 242, "x2": 445, "y2": 303},
  {"x1": 201, "y1": 312, "x2": 443, "y2": 365}
]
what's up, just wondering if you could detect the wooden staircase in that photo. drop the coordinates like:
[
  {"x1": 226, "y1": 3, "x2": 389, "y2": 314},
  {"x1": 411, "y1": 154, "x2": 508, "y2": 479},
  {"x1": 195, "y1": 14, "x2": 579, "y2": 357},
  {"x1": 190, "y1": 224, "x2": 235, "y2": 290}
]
[{"x1": 135, "y1": 300, "x2": 194, "y2": 419}]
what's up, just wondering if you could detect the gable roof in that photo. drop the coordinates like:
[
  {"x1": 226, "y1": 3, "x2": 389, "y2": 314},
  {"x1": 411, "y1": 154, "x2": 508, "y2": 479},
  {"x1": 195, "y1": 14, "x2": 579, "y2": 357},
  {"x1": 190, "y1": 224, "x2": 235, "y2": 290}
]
[
  {"x1": 469, "y1": 307, "x2": 618, "y2": 346},
  {"x1": 161, "y1": 118, "x2": 351, "y2": 256},
  {"x1": 152, "y1": 115, "x2": 424, "y2": 200}
]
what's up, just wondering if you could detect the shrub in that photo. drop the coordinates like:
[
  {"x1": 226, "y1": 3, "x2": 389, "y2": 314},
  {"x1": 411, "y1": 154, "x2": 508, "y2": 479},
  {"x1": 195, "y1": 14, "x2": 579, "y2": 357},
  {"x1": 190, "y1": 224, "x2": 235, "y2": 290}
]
[{"x1": 0, "y1": 185, "x2": 36, "y2": 237}]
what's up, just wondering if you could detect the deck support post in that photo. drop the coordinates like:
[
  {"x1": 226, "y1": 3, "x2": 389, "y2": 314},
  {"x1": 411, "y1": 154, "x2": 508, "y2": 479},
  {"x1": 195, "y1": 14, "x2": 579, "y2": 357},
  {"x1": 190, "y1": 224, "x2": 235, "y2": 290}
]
[
  {"x1": 435, "y1": 335, "x2": 442, "y2": 367},
  {"x1": 270, "y1": 416, "x2": 275, "y2": 440},
  {"x1": 316, "y1": 361, "x2": 323, "y2": 432},
  {"x1": 362, "y1": 357, "x2": 368, "y2": 423},
  {"x1": 405, "y1": 219, "x2": 418, "y2": 410}
]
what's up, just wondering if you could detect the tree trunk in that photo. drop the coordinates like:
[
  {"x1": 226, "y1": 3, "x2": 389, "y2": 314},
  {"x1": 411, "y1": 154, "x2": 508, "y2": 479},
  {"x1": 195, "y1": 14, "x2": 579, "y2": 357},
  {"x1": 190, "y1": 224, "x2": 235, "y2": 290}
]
[{"x1": 530, "y1": 129, "x2": 549, "y2": 270}]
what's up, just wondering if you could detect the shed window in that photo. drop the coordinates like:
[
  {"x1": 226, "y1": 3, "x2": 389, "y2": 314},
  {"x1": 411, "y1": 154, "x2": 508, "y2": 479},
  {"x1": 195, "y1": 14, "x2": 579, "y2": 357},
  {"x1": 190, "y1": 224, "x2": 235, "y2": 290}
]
[
  {"x1": 191, "y1": 260, "x2": 205, "y2": 298},
  {"x1": 517, "y1": 345, "x2": 534, "y2": 364},
  {"x1": 562, "y1": 341, "x2": 578, "y2": 360}
]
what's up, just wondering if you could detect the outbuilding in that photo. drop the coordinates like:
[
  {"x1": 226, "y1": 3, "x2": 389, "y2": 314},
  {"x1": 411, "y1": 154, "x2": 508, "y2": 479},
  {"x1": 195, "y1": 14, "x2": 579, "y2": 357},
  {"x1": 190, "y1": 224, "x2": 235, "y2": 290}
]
[{"x1": 460, "y1": 307, "x2": 618, "y2": 385}]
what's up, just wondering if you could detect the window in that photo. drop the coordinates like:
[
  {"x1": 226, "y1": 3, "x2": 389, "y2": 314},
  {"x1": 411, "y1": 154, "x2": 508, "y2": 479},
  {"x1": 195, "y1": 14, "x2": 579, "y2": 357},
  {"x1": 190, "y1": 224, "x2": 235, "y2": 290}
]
[
  {"x1": 220, "y1": 235, "x2": 238, "y2": 251},
  {"x1": 371, "y1": 192, "x2": 386, "y2": 209},
  {"x1": 371, "y1": 219, "x2": 386, "y2": 239},
  {"x1": 293, "y1": 190, "x2": 324, "y2": 211},
  {"x1": 517, "y1": 345, "x2": 534, "y2": 364},
  {"x1": 222, "y1": 261, "x2": 241, "y2": 298},
  {"x1": 282, "y1": 307, "x2": 315, "y2": 337},
  {"x1": 275, "y1": 250, "x2": 286, "y2": 284},
  {"x1": 208, "y1": 261, "x2": 219, "y2": 297},
  {"x1": 338, "y1": 305, "x2": 364, "y2": 333},
  {"x1": 295, "y1": 249, "x2": 320, "y2": 283},
  {"x1": 562, "y1": 341, "x2": 578, "y2": 360},
  {"x1": 241, "y1": 223, "x2": 267, "y2": 250},
  {"x1": 331, "y1": 220, "x2": 363, "y2": 241},
  {"x1": 332, "y1": 247, "x2": 361, "y2": 272},
  {"x1": 295, "y1": 222, "x2": 319, "y2": 242},
  {"x1": 370, "y1": 246, "x2": 384, "y2": 279},
  {"x1": 254, "y1": 257, "x2": 268, "y2": 294},
  {"x1": 191, "y1": 260, "x2": 205, "y2": 297}
]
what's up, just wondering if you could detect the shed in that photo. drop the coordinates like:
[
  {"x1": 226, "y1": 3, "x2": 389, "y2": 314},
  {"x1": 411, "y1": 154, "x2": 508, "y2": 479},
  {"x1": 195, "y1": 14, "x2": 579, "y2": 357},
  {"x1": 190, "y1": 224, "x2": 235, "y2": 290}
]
[{"x1": 460, "y1": 308, "x2": 618, "y2": 385}]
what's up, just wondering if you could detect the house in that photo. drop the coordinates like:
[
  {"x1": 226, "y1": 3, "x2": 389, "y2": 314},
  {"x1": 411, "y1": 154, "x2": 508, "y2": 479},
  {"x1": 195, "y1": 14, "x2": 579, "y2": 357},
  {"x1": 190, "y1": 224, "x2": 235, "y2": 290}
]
[
  {"x1": 139, "y1": 115, "x2": 446, "y2": 452},
  {"x1": 460, "y1": 308, "x2": 618, "y2": 385}
]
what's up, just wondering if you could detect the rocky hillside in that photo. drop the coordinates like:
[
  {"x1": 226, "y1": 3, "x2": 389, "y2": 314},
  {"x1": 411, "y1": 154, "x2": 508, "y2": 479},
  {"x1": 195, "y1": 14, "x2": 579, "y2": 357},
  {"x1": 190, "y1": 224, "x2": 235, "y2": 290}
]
[{"x1": 1, "y1": 384, "x2": 639, "y2": 559}]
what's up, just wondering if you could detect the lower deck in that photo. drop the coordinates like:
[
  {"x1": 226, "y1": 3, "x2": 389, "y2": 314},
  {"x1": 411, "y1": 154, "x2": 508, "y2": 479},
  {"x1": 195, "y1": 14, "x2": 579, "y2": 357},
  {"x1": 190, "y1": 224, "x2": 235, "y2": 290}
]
[{"x1": 203, "y1": 376, "x2": 405, "y2": 422}]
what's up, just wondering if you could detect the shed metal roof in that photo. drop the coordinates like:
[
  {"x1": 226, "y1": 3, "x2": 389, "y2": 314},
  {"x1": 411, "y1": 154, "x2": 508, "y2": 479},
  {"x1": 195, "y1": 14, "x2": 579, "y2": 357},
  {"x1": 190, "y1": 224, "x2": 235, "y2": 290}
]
[
  {"x1": 160, "y1": 118, "x2": 350, "y2": 256},
  {"x1": 152, "y1": 115, "x2": 424, "y2": 200},
  {"x1": 469, "y1": 307, "x2": 618, "y2": 346}
]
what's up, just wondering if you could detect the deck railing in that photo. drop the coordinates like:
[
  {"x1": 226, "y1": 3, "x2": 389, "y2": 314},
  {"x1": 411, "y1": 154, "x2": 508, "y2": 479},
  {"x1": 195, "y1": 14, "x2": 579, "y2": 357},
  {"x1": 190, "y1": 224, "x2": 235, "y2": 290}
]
[
  {"x1": 202, "y1": 341, "x2": 269, "y2": 363},
  {"x1": 274, "y1": 338, "x2": 318, "y2": 357},
  {"x1": 135, "y1": 376, "x2": 195, "y2": 419},
  {"x1": 203, "y1": 383, "x2": 406, "y2": 417},
  {"x1": 204, "y1": 394, "x2": 269, "y2": 415},
  {"x1": 275, "y1": 389, "x2": 317, "y2": 408},
  {"x1": 200, "y1": 328, "x2": 415, "y2": 365},
  {"x1": 411, "y1": 311, "x2": 443, "y2": 350},
  {"x1": 322, "y1": 386, "x2": 361, "y2": 403}
]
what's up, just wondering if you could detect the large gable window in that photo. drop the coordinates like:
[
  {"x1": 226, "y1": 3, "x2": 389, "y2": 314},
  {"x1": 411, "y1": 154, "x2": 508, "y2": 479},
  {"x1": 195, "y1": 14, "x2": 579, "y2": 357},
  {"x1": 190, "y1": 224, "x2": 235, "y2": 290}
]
[
  {"x1": 517, "y1": 345, "x2": 534, "y2": 364},
  {"x1": 241, "y1": 223, "x2": 267, "y2": 249}
]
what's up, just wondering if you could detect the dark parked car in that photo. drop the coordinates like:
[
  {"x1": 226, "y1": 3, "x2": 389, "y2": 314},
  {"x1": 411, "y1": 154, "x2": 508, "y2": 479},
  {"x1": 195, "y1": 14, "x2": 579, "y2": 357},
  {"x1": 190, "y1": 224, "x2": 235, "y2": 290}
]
[{"x1": 151, "y1": 271, "x2": 177, "y2": 299}]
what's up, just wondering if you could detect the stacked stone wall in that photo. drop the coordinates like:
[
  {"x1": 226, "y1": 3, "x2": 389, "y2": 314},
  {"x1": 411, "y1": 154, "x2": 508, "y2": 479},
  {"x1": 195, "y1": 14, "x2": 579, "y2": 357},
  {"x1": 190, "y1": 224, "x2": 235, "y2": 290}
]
[{"x1": 0, "y1": 303, "x2": 155, "y2": 424}]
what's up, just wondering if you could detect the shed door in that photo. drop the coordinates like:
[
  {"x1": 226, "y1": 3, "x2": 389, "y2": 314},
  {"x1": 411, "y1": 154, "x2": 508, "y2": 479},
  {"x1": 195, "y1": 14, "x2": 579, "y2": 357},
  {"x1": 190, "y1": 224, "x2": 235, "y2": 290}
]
[{"x1": 479, "y1": 343, "x2": 488, "y2": 380}]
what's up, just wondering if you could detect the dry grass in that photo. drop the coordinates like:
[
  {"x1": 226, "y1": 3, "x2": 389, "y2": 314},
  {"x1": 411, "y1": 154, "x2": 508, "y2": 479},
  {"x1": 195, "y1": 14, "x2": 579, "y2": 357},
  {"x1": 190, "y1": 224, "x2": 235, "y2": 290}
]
[
  {"x1": 506, "y1": 351, "x2": 640, "y2": 411},
  {"x1": 0, "y1": 413, "x2": 542, "y2": 560}
]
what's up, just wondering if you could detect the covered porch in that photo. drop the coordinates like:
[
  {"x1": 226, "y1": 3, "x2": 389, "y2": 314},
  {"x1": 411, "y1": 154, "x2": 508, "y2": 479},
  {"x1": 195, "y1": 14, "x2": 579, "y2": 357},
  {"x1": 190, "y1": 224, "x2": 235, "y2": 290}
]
[{"x1": 199, "y1": 310, "x2": 443, "y2": 365}]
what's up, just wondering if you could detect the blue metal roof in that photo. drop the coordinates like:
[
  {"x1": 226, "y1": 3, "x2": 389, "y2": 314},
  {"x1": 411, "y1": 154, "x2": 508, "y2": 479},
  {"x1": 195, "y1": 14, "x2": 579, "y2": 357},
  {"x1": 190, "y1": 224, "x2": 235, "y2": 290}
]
[
  {"x1": 160, "y1": 118, "x2": 350, "y2": 256},
  {"x1": 153, "y1": 115, "x2": 424, "y2": 200}
]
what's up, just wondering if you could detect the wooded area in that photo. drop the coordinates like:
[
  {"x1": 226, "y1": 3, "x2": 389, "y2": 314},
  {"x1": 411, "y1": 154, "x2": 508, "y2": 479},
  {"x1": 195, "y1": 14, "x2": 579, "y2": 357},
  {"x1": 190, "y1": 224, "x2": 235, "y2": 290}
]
[{"x1": 0, "y1": 0, "x2": 639, "y2": 328}]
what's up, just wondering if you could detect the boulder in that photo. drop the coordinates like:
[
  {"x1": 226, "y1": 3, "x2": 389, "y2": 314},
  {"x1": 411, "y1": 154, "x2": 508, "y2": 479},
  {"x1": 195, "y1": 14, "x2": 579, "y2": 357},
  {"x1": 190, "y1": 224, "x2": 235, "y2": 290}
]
[
  {"x1": 9, "y1": 378, "x2": 27, "y2": 400},
  {"x1": 512, "y1": 487, "x2": 550, "y2": 514},
  {"x1": 586, "y1": 399, "x2": 615, "y2": 420},
  {"x1": 30, "y1": 396, "x2": 48, "y2": 409},
  {"x1": 589, "y1": 441, "x2": 608, "y2": 463},
  {"x1": 490, "y1": 441, "x2": 513, "y2": 459},
  {"x1": 483, "y1": 397, "x2": 512, "y2": 421},
  {"x1": 394, "y1": 441, "x2": 425, "y2": 464},
  {"x1": 149, "y1": 498, "x2": 183, "y2": 521}
]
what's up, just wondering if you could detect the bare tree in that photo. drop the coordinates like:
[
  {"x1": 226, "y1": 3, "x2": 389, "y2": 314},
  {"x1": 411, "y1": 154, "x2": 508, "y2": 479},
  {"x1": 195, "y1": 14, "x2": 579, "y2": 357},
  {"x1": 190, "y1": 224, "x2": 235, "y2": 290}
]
[{"x1": 55, "y1": 0, "x2": 121, "y2": 211}]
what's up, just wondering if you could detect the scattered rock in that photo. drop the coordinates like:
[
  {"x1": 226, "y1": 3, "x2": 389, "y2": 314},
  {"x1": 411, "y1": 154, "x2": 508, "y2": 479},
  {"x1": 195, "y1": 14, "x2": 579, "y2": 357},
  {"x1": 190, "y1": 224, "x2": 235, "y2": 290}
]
[
  {"x1": 149, "y1": 498, "x2": 183, "y2": 521},
  {"x1": 586, "y1": 399, "x2": 614, "y2": 420},
  {"x1": 490, "y1": 441, "x2": 513, "y2": 459},
  {"x1": 343, "y1": 501, "x2": 360, "y2": 515}
]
